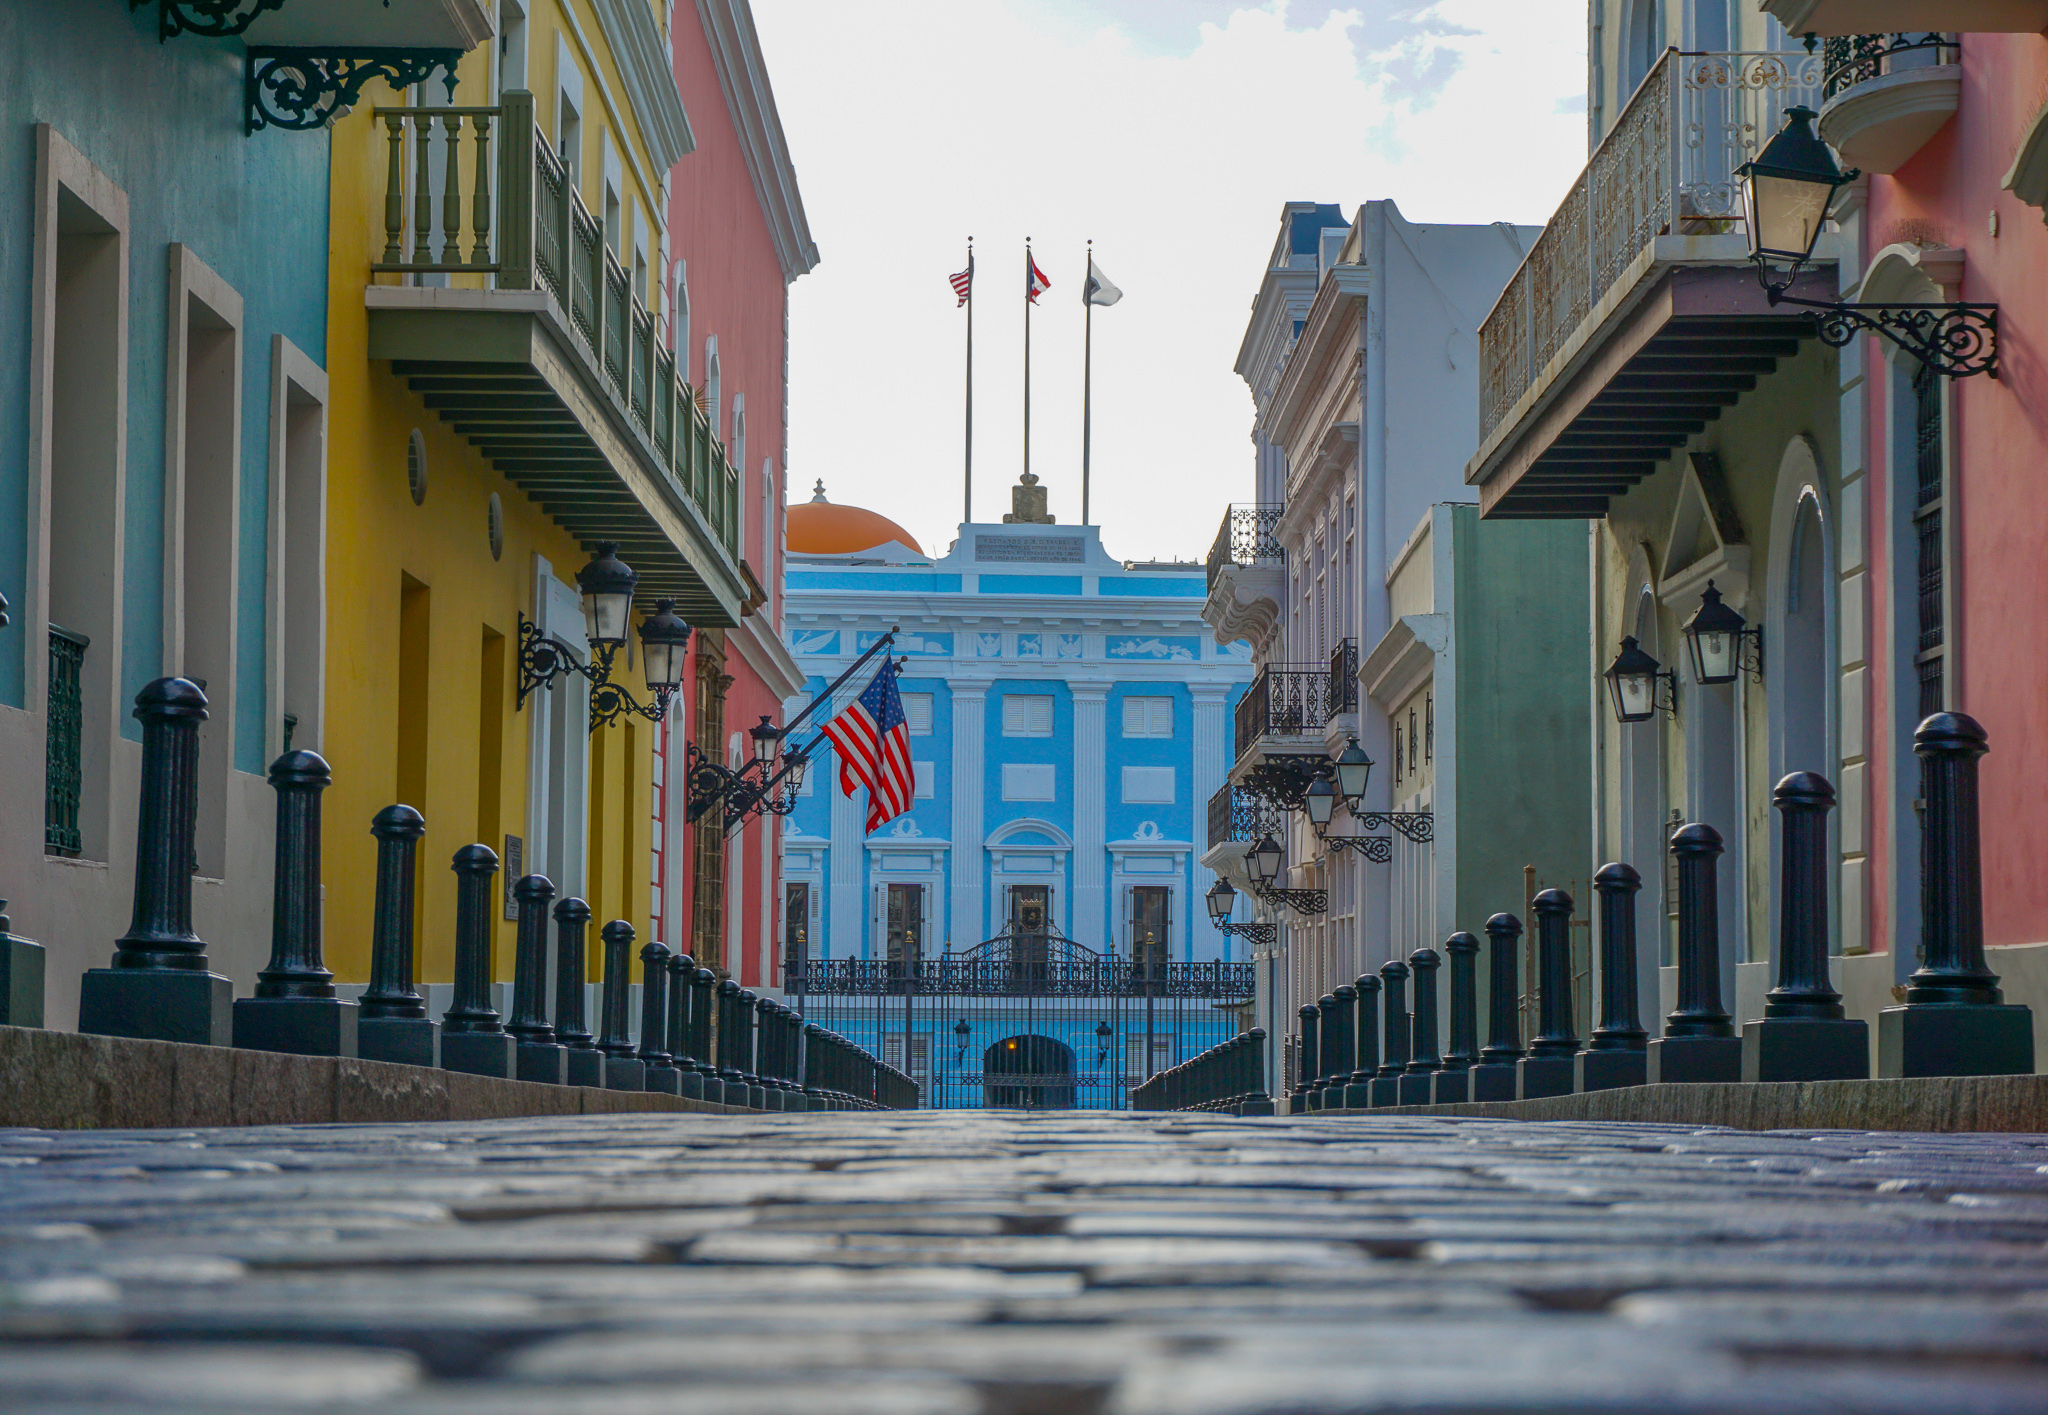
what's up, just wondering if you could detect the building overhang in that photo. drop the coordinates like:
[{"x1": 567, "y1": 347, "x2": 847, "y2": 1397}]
[
  {"x1": 1761, "y1": 0, "x2": 2048, "y2": 34},
  {"x1": 1465, "y1": 265, "x2": 1833, "y2": 520},
  {"x1": 1202, "y1": 563, "x2": 1284, "y2": 650},
  {"x1": 1361, "y1": 614, "x2": 1447, "y2": 711},
  {"x1": 235, "y1": 0, "x2": 494, "y2": 47},
  {"x1": 1820, "y1": 64, "x2": 1961, "y2": 175},
  {"x1": 368, "y1": 288, "x2": 747, "y2": 627}
]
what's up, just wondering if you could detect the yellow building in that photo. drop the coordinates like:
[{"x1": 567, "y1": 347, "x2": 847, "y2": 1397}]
[{"x1": 319, "y1": 2, "x2": 749, "y2": 993}]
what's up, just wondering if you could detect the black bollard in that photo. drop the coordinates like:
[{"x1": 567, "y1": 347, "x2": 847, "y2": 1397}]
[
  {"x1": 553, "y1": 898, "x2": 605, "y2": 1087},
  {"x1": 1881, "y1": 714, "x2": 2035, "y2": 1076},
  {"x1": 1471, "y1": 912, "x2": 1525, "y2": 1099},
  {"x1": 1369, "y1": 959, "x2": 1409, "y2": 1108},
  {"x1": 1310, "y1": 993, "x2": 1339, "y2": 1111},
  {"x1": 1648, "y1": 823, "x2": 1741, "y2": 1083},
  {"x1": 666, "y1": 951, "x2": 706, "y2": 1100},
  {"x1": 440, "y1": 844, "x2": 516, "y2": 1078},
  {"x1": 1517, "y1": 890, "x2": 1579, "y2": 1098},
  {"x1": 1398, "y1": 948, "x2": 1442, "y2": 1105},
  {"x1": 1328, "y1": 986, "x2": 1358, "y2": 1110},
  {"x1": 1290, "y1": 1002, "x2": 1319, "y2": 1113},
  {"x1": 802, "y1": 1020, "x2": 828, "y2": 1109},
  {"x1": 717, "y1": 980, "x2": 752, "y2": 1105},
  {"x1": 1742, "y1": 773, "x2": 1869, "y2": 1080},
  {"x1": 740, "y1": 989, "x2": 768, "y2": 1109},
  {"x1": 79, "y1": 678, "x2": 232, "y2": 1045},
  {"x1": 504, "y1": 876, "x2": 568, "y2": 1083},
  {"x1": 639, "y1": 940, "x2": 682, "y2": 1094},
  {"x1": 1432, "y1": 932, "x2": 1480, "y2": 1103},
  {"x1": 1238, "y1": 1026, "x2": 1274, "y2": 1115},
  {"x1": 358, "y1": 805, "x2": 437, "y2": 1066},
  {"x1": 597, "y1": 919, "x2": 646, "y2": 1090},
  {"x1": 1576, "y1": 864, "x2": 1648, "y2": 1092},
  {"x1": 0, "y1": 896, "x2": 46, "y2": 1029},
  {"x1": 233, "y1": 752, "x2": 359, "y2": 1057},
  {"x1": 1343, "y1": 973, "x2": 1379, "y2": 1109},
  {"x1": 755, "y1": 995, "x2": 784, "y2": 1110},
  {"x1": 690, "y1": 966, "x2": 721, "y2": 1096}
]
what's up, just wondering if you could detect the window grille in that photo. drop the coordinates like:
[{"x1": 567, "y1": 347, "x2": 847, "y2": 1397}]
[
  {"x1": 1913, "y1": 362, "x2": 1944, "y2": 715},
  {"x1": 44, "y1": 626, "x2": 88, "y2": 858}
]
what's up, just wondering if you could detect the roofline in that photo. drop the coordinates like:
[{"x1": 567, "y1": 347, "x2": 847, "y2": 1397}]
[{"x1": 694, "y1": 0, "x2": 820, "y2": 282}]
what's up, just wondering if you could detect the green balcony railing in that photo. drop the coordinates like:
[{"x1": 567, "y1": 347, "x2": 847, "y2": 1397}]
[
  {"x1": 45, "y1": 625, "x2": 87, "y2": 858},
  {"x1": 370, "y1": 91, "x2": 742, "y2": 564}
]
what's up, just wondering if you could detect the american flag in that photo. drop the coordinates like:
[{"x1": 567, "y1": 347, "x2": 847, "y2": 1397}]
[
  {"x1": 820, "y1": 659, "x2": 915, "y2": 832},
  {"x1": 949, "y1": 262, "x2": 972, "y2": 306},
  {"x1": 1025, "y1": 252, "x2": 1051, "y2": 304}
]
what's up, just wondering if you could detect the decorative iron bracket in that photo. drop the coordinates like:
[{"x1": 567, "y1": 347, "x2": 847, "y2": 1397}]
[
  {"x1": 684, "y1": 741, "x2": 806, "y2": 834},
  {"x1": 1766, "y1": 286, "x2": 1998, "y2": 380},
  {"x1": 1322, "y1": 835, "x2": 1392, "y2": 863},
  {"x1": 1239, "y1": 755, "x2": 1321, "y2": 810},
  {"x1": 1255, "y1": 886, "x2": 1327, "y2": 916},
  {"x1": 514, "y1": 612, "x2": 666, "y2": 731},
  {"x1": 134, "y1": 0, "x2": 289, "y2": 39},
  {"x1": 1353, "y1": 811, "x2": 1435, "y2": 844},
  {"x1": 590, "y1": 679, "x2": 676, "y2": 733},
  {"x1": 1730, "y1": 627, "x2": 1766, "y2": 685},
  {"x1": 246, "y1": 46, "x2": 460, "y2": 132},
  {"x1": 1217, "y1": 921, "x2": 1278, "y2": 946}
]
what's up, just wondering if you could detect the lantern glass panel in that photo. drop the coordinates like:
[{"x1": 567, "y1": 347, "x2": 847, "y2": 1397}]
[
  {"x1": 1333, "y1": 739, "x2": 1372, "y2": 807},
  {"x1": 1747, "y1": 171, "x2": 1833, "y2": 266},
  {"x1": 1206, "y1": 878, "x2": 1235, "y2": 922},
  {"x1": 1688, "y1": 628, "x2": 1737, "y2": 685},
  {"x1": 1610, "y1": 670, "x2": 1656, "y2": 723},
  {"x1": 1303, "y1": 774, "x2": 1335, "y2": 828}
]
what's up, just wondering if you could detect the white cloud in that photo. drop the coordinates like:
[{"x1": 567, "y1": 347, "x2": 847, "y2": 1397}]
[{"x1": 751, "y1": 0, "x2": 1586, "y2": 562}]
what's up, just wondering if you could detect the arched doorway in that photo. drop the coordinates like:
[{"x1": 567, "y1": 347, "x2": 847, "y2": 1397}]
[{"x1": 983, "y1": 1035, "x2": 1076, "y2": 1109}]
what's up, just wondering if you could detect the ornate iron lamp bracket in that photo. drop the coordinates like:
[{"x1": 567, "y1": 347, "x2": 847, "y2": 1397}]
[
  {"x1": 1217, "y1": 921, "x2": 1278, "y2": 946},
  {"x1": 1352, "y1": 811, "x2": 1435, "y2": 844},
  {"x1": 246, "y1": 46, "x2": 461, "y2": 133},
  {"x1": 1255, "y1": 886, "x2": 1328, "y2": 916},
  {"x1": 1767, "y1": 286, "x2": 1998, "y2": 380},
  {"x1": 589, "y1": 680, "x2": 676, "y2": 733},
  {"x1": 135, "y1": 0, "x2": 289, "y2": 39},
  {"x1": 1240, "y1": 755, "x2": 1321, "y2": 809},
  {"x1": 516, "y1": 612, "x2": 641, "y2": 720},
  {"x1": 1323, "y1": 835, "x2": 1392, "y2": 863}
]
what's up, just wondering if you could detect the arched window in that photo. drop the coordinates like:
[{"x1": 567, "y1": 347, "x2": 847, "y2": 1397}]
[
  {"x1": 704, "y1": 339, "x2": 721, "y2": 441},
  {"x1": 1624, "y1": 0, "x2": 1662, "y2": 99},
  {"x1": 672, "y1": 256, "x2": 689, "y2": 380}
]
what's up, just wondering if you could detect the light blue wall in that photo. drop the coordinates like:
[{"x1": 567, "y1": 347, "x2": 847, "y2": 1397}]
[{"x1": 0, "y1": 1, "x2": 329, "y2": 773}]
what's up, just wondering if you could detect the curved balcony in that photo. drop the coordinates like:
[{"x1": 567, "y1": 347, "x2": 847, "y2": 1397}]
[
  {"x1": 1818, "y1": 34, "x2": 1960, "y2": 175},
  {"x1": 1764, "y1": 2, "x2": 2046, "y2": 35},
  {"x1": 1202, "y1": 503, "x2": 1284, "y2": 649}
]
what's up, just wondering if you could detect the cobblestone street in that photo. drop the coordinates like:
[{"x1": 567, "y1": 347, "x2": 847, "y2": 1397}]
[{"x1": 1, "y1": 1115, "x2": 2047, "y2": 1412}]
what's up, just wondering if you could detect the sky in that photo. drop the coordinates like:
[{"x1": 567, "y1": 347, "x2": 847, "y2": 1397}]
[{"x1": 750, "y1": 0, "x2": 1590, "y2": 563}]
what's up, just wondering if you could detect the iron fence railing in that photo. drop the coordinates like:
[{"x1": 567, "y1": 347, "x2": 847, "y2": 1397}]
[
  {"x1": 369, "y1": 92, "x2": 741, "y2": 560},
  {"x1": 1234, "y1": 665, "x2": 1334, "y2": 760},
  {"x1": 1327, "y1": 639, "x2": 1358, "y2": 716},
  {"x1": 797, "y1": 956, "x2": 1254, "y2": 999},
  {"x1": 44, "y1": 626, "x2": 87, "y2": 858},
  {"x1": 1478, "y1": 48, "x2": 1823, "y2": 439},
  {"x1": 1208, "y1": 782, "x2": 1284, "y2": 850},
  {"x1": 1822, "y1": 32, "x2": 1957, "y2": 100},
  {"x1": 1206, "y1": 503, "x2": 1284, "y2": 593}
]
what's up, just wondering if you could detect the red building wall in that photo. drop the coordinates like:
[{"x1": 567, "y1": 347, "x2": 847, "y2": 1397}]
[{"x1": 1862, "y1": 33, "x2": 2048, "y2": 957}]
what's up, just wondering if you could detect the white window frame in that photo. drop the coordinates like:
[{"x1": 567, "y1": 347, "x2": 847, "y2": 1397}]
[
  {"x1": 1121, "y1": 694, "x2": 1172, "y2": 737},
  {"x1": 1002, "y1": 694, "x2": 1053, "y2": 737}
]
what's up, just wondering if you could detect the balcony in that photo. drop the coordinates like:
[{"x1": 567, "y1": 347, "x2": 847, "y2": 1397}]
[
  {"x1": 1202, "y1": 503, "x2": 1284, "y2": 648},
  {"x1": 1207, "y1": 782, "x2": 1284, "y2": 851},
  {"x1": 1763, "y1": 1, "x2": 2047, "y2": 34},
  {"x1": 1326, "y1": 639, "x2": 1358, "y2": 717},
  {"x1": 1468, "y1": 50, "x2": 1832, "y2": 520},
  {"x1": 1233, "y1": 665, "x2": 1334, "y2": 766},
  {"x1": 1817, "y1": 33, "x2": 1960, "y2": 174},
  {"x1": 364, "y1": 92, "x2": 747, "y2": 627}
]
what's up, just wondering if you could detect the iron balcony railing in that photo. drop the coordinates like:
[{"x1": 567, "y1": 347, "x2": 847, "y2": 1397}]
[
  {"x1": 1822, "y1": 33, "x2": 1957, "y2": 101},
  {"x1": 44, "y1": 625, "x2": 87, "y2": 858},
  {"x1": 1208, "y1": 781, "x2": 1284, "y2": 850},
  {"x1": 1206, "y1": 503, "x2": 1284, "y2": 593},
  {"x1": 369, "y1": 92, "x2": 740, "y2": 560},
  {"x1": 1327, "y1": 639, "x2": 1358, "y2": 716},
  {"x1": 1234, "y1": 664, "x2": 1335, "y2": 761},
  {"x1": 799, "y1": 930, "x2": 1254, "y2": 1000},
  {"x1": 1478, "y1": 48, "x2": 1823, "y2": 439}
]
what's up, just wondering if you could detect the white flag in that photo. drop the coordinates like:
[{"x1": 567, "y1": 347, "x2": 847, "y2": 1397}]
[{"x1": 1084, "y1": 257, "x2": 1123, "y2": 307}]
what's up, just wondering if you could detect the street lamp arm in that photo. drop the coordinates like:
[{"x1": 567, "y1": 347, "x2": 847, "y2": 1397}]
[{"x1": 1764, "y1": 286, "x2": 1999, "y2": 380}]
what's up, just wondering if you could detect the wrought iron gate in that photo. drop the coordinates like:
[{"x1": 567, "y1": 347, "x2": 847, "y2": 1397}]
[{"x1": 792, "y1": 930, "x2": 1254, "y2": 1109}]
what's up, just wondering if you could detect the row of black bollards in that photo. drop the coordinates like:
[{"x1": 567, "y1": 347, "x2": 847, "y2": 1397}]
[
  {"x1": 1131, "y1": 1028, "x2": 1271, "y2": 1113},
  {"x1": 70, "y1": 676, "x2": 919, "y2": 1109},
  {"x1": 1274, "y1": 712, "x2": 2033, "y2": 1113}
]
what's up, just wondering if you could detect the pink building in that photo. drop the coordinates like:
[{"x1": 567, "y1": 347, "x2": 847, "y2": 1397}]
[
  {"x1": 657, "y1": 0, "x2": 816, "y2": 989},
  {"x1": 1770, "y1": 3, "x2": 2048, "y2": 1032}
]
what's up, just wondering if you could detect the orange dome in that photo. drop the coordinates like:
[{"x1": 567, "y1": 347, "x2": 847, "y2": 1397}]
[{"x1": 787, "y1": 482, "x2": 923, "y2": 556}]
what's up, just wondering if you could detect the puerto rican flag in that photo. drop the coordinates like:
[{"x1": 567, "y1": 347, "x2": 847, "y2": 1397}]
[
  {"x1": 1025, "y1": 251, "x2": 1051, "y2": 304},
  {"x1": 950, "y1": 261, "x2": 972, "y2": 306},
  {"x1": 819, "y1": 659, "x2": 915, "y2": 832}
]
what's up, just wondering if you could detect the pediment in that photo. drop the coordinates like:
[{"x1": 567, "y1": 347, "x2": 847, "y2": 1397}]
[{"x1": 1658, "y1": 453, "x2": 1752, "y2": 609}]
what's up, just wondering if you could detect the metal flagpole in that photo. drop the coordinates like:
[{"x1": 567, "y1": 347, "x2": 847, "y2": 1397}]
[
  {"x1": 964, "y1": 239, "x2": 974, "y2": 524},
  {"x1": 1082, "y1": 239, "x2": 1093, "y2": 526},
  {"x1": 1023, "y1": 238, "x2": 1033, "y2": 485}
]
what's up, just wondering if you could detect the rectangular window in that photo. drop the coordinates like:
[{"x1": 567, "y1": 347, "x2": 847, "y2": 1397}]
[
  {"x1": 901, "y1": 692, "x2": 934, "y2": 735},
  {"x1": 1002, "y1": 694, "x2": 1052, "y2": 736},
  {"x1": 1121, "y1": 695, "x2": 1172, "y2": 737},
  {"x1": 885, "y1": 882, "x2": 925, "y2": 968}
]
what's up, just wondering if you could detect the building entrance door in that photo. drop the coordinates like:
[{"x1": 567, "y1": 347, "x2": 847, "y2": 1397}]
[
  {"x1": 885, "y1": 883, "x2": 924, "y2": 970},
  {"x1": 1130, "y1": 886, "x2": 1169, "y2": 977},
  {"x1": 1007, "y1": 885, "x2": 1050, "y2": 978},
  {"x1": 784, "y1": 882, "x2": 810, "y2": 975}
]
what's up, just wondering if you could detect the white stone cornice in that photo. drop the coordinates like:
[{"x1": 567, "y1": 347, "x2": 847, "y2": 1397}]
[{"x1": 693, "y1": 0, "x2": 819, "y2": 281}]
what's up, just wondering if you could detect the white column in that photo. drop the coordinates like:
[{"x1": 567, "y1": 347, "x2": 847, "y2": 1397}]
[
  {"x1": 829, "y1": 761, "x2": 862, "y2": 957},
  {"x1": 948, "y1": 679, "x2": 990, "y2": 950},
  {"x1": 1191, "y1": 685, "x2": 1229, "y2": 957},
  {"x1": 1071, "y1": 682, "x2": 1110, "y2": 946}
]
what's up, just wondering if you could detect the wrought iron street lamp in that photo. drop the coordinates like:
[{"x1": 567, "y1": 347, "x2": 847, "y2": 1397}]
[
  {"x1": 1095, "y1": 1019, "x2": 1113, "y2": 1067},
  {"x1": 590, "y1": 598, "x2": 693, "y2": 730},
  {"x1": 1740, "y1": 106, "x2": 1996, "y2": 378},
  {"x1": 1331, "y1": 736, "x2": 1372, "y2": 812},
  {"x1": 519, "y1": 542, "x2": 692, "y2": 731},
  {"x1": 954, "y1": 1016, "x2": 970, "y2": 1066},
  {"x1": 1604, "y1": 635, "x2": 1677, "y2": 724},
  {"x1": 1206, "y1": 877, "x2": 1236, "y2": 925},
  {"x1": 1302, "y1": 766, "x2": 1337, "y2": 834},
  {"x1": 1681, "y1": 581, "x2": 1763, "y2": 686},
  {"x1": 576, "y1": 541, "x2": 638, "y2": 649},
  {"x1": 1248, "y1": 835, "x2": 1283, "y2": 887}
]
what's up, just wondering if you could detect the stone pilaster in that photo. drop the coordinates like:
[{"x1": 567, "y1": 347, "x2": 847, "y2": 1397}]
[
  {"x1": 829, "y1": 756, "x2": 863, "y2": 957},
  {"x1": 1071, "y1": 682, "x2": 1110, "y2": 947},
  {"x1": 949, "y1": 680, "x2": 990, "y2": 949},
  {"x1": 1191, "y1": 685, "x2": 1230, "y2": 957}
]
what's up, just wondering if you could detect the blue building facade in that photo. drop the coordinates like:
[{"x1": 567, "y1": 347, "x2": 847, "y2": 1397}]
[{"x1": 780, "y1": 491, "x2": 1255, "y2": 1106}]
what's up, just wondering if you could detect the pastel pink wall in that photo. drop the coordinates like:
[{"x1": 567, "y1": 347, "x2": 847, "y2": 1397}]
[
  {"x1": 1863, "y1": 33, "x2": 2048, "y2": 957},
  {"x1": 667, "y1": 2, "x2": 797, "y2": 988}
]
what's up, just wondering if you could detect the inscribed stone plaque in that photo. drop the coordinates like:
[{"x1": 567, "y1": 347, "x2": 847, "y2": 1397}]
[{"x1": 977, "y1": 535, "x2": 1086, "y2": 564}]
